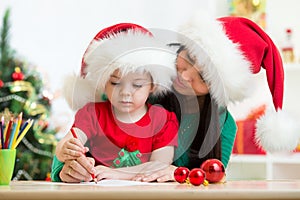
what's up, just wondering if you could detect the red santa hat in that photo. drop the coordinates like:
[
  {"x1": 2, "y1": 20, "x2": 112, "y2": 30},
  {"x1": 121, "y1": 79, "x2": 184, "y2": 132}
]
[
  {"x1": 178, "y1": 14, "x2": 300, "y2": 153},
  {"x1": 63, "y1": 23, "x2": 176, "y2": 110}
]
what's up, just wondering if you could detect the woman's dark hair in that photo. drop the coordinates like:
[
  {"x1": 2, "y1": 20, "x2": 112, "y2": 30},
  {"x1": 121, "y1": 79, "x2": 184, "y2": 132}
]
[{"x1": 188, "y1": 95, "x2": 221, "y2": 169}]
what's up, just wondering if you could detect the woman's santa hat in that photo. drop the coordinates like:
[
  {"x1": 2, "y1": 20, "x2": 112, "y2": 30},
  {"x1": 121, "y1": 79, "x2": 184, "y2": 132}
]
[
  {"x1": 63, "y1": 23, "x2": 176, "y2": 111},
  {"x1": 178, "y1": 13, "x2": 300, "y2": 153}
]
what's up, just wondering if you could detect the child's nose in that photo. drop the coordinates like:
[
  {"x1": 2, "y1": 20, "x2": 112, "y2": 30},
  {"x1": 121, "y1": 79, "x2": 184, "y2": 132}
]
[{"x1": 120, "y1": 84, "x2": 133, "y2": 95}]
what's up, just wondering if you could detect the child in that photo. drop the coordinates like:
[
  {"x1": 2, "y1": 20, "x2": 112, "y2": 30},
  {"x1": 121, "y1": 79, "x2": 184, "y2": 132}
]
[{"x1": 51, "y1": 23, "x2": 178, "y2": 182}]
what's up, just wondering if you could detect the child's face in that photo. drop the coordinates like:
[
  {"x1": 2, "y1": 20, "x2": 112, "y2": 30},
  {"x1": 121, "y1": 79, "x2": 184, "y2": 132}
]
[
  {"x1": 173, "y1": 50, "x2": 209, "y2": 96},
  {"x1": 105, "y1": 69, "x2": 155, "y2": 118}
]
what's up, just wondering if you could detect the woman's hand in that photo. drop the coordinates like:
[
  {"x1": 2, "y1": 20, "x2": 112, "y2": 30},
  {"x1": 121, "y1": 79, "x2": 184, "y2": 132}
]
[
  {"x1": 59, "y1": 155, "x2": 96, "y2": 183},
  {"x1": 55, "y1": 132, "x2": 89, "y2": 162},
  {"x1": 132, "y1": 164, "x2": 177, "y2": 182}
]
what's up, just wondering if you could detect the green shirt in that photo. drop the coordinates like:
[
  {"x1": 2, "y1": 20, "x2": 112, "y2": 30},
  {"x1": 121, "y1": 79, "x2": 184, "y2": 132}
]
[{"x1": 173, "y1": 109, "x2": 237, "y2": 168}]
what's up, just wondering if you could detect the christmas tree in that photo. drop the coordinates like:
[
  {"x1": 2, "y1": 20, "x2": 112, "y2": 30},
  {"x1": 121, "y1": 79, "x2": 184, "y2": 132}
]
[{"x1": 0, "y1": 9, "x2": 57, "y2": 180}]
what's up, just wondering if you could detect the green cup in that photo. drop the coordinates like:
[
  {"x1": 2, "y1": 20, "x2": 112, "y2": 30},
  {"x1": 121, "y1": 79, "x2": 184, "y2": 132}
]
[{"x1": 0, "y1": 149, "x2": 16, "y2": 185}]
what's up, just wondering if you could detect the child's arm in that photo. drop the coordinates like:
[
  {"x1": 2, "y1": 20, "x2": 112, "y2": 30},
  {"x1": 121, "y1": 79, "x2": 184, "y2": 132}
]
[
  {"x1": 94, "y1": 146, "x2": 174, "y2": 181},
  {"x1": 55, "y1": 128, "x2": 89, "y2": 162}
]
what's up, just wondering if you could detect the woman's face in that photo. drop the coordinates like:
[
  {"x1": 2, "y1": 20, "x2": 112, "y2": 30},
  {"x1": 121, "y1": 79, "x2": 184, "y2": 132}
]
[{"x1": 173, "y1": 50, "x2": 209, "y2": 96}]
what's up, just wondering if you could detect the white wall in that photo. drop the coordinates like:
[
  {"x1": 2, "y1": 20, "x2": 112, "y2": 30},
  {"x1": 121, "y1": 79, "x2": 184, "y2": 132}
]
[
  {"x1": 1, "y1": 0, "x2": 300, "y2": 133},
  {"x1": 0, "y1": 0, "x2": 214, "y2": 91},
  {"x1": 0, "y1": 0, "x2": 217, "y2": 135}
]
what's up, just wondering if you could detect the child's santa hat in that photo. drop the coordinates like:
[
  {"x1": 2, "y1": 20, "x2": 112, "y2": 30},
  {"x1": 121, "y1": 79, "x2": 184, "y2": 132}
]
[
  {"x1": 63, "y1": 23, "x2": 176, "y2": 110},
  {"x1": 178, "y1": 14, "x2": 300, "y2": 153}
]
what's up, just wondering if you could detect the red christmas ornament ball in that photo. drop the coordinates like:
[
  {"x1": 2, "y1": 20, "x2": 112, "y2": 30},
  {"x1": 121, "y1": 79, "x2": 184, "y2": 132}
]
[
  {"x1": 0, "y1": 79, "x2": 4, "y2": 88},
  {"x1": 200, "y1": 159, "x2": 225, "y2": 183},
  {"x1": 188, "y1": 168, "x2": 206, "y2": 186},
  {"x1": 12, "y1": 67, "x2": 24, "y2": 81},
  {"x1": 174, "y1": 167, "x2": 190, "y2": 183}
]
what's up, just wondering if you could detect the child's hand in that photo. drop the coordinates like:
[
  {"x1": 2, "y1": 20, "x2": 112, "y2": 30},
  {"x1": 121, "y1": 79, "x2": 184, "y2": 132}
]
[{"x1": 57, "y1": 138, "x2": 89, "y2": 162}]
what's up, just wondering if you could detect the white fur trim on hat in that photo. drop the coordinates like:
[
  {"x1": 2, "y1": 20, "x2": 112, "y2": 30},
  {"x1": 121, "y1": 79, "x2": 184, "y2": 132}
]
[
  {"x1": 64, "y1": 29, "x2": 176, "y2": 110},
  {"x1": 62, "y1": 73, "x2": 102, "y2": 110},
  {"x1": 84, "y1": 30, "x2": 176, "y2": 95},
  {"x1": 178, "y1": 13, "x2": 253, "y2": 107}
]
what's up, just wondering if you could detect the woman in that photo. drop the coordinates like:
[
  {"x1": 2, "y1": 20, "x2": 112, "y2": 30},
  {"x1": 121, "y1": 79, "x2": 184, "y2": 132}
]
[
  {"x1": 133, "y1": 45, "x2": 240, "y2": 182},
  {"x1": 134, "y1": 14, "x2": 294, "y2": 182}
]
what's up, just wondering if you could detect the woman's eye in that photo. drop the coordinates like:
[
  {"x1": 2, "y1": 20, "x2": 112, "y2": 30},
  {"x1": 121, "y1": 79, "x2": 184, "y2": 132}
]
[{"x1": 110, "y1": 81, "x2": 120, "y2": 86}]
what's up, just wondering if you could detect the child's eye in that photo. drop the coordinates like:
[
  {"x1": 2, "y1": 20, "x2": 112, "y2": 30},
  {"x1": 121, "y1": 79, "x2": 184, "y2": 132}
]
[{"x1": 133, "y1": 84, "x2": 143, "y2": 88}]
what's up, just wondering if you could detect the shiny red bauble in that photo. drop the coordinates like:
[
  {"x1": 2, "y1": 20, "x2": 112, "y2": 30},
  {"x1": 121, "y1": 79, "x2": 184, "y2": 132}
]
[
  {"x1": 12, "y1": 71, "x2": 24, "y2": 81},
  {"x1": 188, "y1": 168, "x2": 206, "y2": 186},
  {"x1": 174, "y1": 167, "x2": 190, "y2": 183},
  {"x1": 200, "y1": 159, "x2": 225, "y2": 183}
]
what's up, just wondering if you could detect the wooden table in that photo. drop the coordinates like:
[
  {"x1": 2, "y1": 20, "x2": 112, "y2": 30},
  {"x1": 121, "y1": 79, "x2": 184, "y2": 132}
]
[{"x1": 1, "y1": 180, "x2": 300, "y2": 200}]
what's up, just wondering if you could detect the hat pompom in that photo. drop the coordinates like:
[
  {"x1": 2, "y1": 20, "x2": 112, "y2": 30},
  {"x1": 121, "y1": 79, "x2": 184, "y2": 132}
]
[
  {"x1": 255, "y1": 109, "x2": 300, "y2": 152},
  {"x1": 62, "y1": 73, "x2": 102, "y2": 110}
]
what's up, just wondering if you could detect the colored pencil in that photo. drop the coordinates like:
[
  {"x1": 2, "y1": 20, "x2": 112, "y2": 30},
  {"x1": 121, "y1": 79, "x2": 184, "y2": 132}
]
[
  {"x1": 70, "y1": 127, "x2": 78, "y2": 138},
  {"x1": 16, "y1": 119, "x2": 29, "y2": 139},
  {"x1": 0, "y1": 120, "x2": 3, "y2": 149},
  {"x1": 0, "y1": 113, "x2": 32, "y2": 149},
  {"x1": 8, "y1": 120, "x2": 17, "y2": 149},
  {"x1": 12, "y1": 112, "x2": 22, "y2": 149},
  {"x1": 3, "y1": 118, "x2": 9, "y2": 143},
  {"x1": 4, "y1": 117, "x2": 13, "y2": 149},
  {"x1": 12, "y1": 119, "x2": 33, "y2": 149}
]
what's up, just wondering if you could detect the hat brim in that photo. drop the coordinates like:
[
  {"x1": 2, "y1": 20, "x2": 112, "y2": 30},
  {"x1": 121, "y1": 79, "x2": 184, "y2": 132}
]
[{"x1": 178, "y1": 13, "x2": 253, "y2": 107}]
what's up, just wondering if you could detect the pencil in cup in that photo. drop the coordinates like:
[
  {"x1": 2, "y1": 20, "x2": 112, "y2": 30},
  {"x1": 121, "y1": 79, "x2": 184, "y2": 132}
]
[
  {"x1": 0, "y1": 117, "x2": 4, "y2": 149},
  {"x1": 3, "y1": 117, "x2": 13, "y2": 149},
  {"x1": 0, "y1": 113, "x2": 32, "y2": 150},
  {"x1": 70, "y1": 127, "x2": 97, "y2": 183},
  {"x1": 12, "y1": 119, "x2": 33, "y2": 150},
  {"x1": 11, "y1": 113, "x2": 23, "y2": 149}
]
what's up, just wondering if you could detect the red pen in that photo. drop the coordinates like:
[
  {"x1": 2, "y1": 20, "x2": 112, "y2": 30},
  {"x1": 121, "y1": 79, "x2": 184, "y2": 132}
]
[{"x1": 70, "y1": 127, "x2": 97, "y2": 184}]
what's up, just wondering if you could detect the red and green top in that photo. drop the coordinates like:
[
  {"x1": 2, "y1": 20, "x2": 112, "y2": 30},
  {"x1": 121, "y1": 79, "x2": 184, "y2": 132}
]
[{"x1": 74, "y1": 101, "x2": 178, "y2": 167}]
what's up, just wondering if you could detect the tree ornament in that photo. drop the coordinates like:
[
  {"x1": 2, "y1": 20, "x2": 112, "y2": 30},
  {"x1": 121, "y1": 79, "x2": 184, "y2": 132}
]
[
  {"x1": 174, "y1": 167, "x2": 190, "y2": 183},
  {"x1": 12, "y1": 67, "x2": 24, "y2": 81},
  {"x1": 188, "y1": 168, "x2": 206, "y2": 186},
  {"x1": 200, "y1": 159, "x2": 225, "y2": 183},
  {"x1": 0, "y1": 79, "x2": 4, "y2": 88}
]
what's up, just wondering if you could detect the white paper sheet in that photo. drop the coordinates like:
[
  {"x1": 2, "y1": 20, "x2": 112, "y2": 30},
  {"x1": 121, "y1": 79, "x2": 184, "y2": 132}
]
[
  {"x1": 80, "y1": 179, "x2": 152, "y2": 186},
  {"x1": 29, "y1": 180, "x2": 153, "y2": 187}
]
